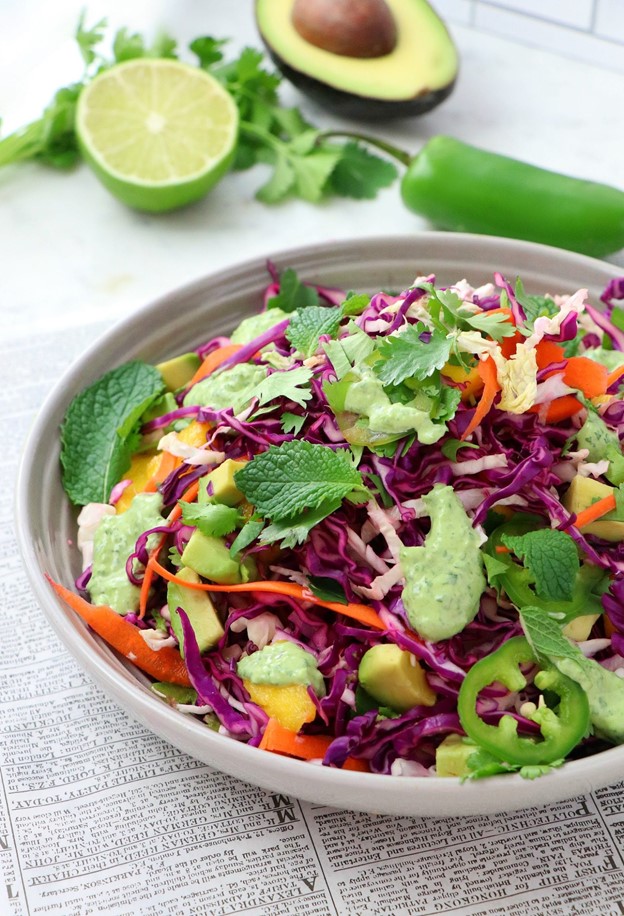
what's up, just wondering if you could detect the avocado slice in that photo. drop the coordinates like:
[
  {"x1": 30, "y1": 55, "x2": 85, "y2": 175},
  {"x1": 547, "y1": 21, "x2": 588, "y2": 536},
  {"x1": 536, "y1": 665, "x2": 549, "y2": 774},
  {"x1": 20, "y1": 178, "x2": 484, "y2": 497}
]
[
  {"x1": 563, "y1": 475, "x2": 624, "y2": 542},
  {"x1": 167, "y1": 567, "x2": 225, "y2": 657},
  {"x1": 198, "y1": 458, "x2": 248, "y2": 506},
  {"x1": 255, "y1": 0, "x2": 458, "y2": 119},
  {"x1": 358, "y1": 644, "x2": 436, "y2": 712},
  {"x1": 181, "y1": 530, "x2": 244, "y2": 584},
  {"x1": 436, "y1": 734, "x2": 474, "y2": 778},
  {"x1": 156, "y1": 352, "x2": 201, "y2": 391}
]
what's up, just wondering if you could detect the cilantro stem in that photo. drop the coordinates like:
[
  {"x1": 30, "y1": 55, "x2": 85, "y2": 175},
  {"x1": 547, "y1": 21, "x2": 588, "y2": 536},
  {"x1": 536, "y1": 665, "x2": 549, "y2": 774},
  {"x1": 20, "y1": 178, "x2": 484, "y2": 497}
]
[
  {"x1": 238, "y1": 120, "x2": 282, "y2": 151},
  {"x1": 0, "y1": 121, "x2": 43, "y2": 167},
  {"x1": 316, "y1": 130, "x2": 412, "y2": 168}
]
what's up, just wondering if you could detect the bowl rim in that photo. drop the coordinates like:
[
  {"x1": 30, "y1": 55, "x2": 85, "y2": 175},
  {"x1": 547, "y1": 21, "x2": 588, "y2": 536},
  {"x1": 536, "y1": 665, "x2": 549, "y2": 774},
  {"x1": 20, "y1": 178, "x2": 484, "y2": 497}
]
[{"x1": 15, "y1": 231, "x2": 624, "y2": 816}]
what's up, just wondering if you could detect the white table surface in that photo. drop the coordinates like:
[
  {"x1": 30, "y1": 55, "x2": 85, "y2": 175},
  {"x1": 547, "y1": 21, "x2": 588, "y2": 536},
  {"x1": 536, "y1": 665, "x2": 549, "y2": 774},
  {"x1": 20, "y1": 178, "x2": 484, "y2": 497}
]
[{"x1": 2, "y1": 0, "x2": 624, "y2": 338}]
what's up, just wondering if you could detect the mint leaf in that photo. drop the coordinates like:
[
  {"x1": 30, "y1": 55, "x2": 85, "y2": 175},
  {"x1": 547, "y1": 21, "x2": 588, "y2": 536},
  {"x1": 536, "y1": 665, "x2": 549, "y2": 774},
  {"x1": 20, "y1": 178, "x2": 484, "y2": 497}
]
[
  {"x1": 441, "y1": 438, "x2": 480, "y2": 461},
  {"x1": 180, "y1": 502, "x2": 241, "y2": 538},
  {"x1": 286, "y1": 306, "x2": 343, "y2": 357},
  {"x1": 307, "y1": 576, "x2": 348, "y2": 605},
  {"x1": 342, "y1": 293, "x2": 370, "y2": 317},
  {"x1": 374, "y1": 324, "x2": 452, "y2": 387},
  {"x1": 251, "y1": 367, "x2": 313, "y2": 409},
  {"x1": 60, "y1": 361, "x2": 165, "y2": 506},
  {"x1": 229, "y1": 518, "x2": 265, "y2": 557},
  {"x1": 267, "y1": 268, "x2": 320, "y2": 312},
  {"x1": 281, "y1": 412, "x2": 306, "y2": 435},
  {"x1": 260, "y1": 497, "x2": 342, "y2": 548},
  {"x1": 520, "y1": 605, "x2": 582, "y2": 662},
  {"x1": 327, "y1": 141, "x2": 398, "y2": 200},
  {"x1": 502, "y1": 530, "x2": 579, "y2": 601},
  {"x1": 235, "y1": 440, "x2": 365, "y2": 521}
]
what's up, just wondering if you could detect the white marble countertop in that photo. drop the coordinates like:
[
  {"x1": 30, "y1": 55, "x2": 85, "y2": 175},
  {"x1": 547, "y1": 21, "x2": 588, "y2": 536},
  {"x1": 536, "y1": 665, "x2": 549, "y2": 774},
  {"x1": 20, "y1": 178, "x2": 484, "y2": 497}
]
[{"x1": 2, "y1": 0, "x2": 624, "y2": 337}]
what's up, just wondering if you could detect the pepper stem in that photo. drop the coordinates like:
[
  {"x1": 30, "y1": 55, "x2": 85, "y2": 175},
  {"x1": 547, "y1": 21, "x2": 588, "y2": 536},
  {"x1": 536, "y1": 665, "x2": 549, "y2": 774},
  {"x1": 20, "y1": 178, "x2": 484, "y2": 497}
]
[{"x1": 316, "y1": 130, "x2": 412, "y2": 167}]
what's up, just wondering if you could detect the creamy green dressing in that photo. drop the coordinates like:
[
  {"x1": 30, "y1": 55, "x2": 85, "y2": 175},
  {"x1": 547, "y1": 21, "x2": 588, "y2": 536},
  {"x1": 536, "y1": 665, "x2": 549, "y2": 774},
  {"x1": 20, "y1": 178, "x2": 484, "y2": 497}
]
[
  {"x1": 237, "y1": 641, "x2": 326, "y2": 696},
  {"x1": 230, "y1": 308, "x2": 290, "y2": 345},
  {"x1": 555, "y1": 656, "x2": 624, "y2": 744},
  {"x1": 344, "y1": 369, "x2": 445, "y2": 445},
  {"x1": 399, "y1": 484, "x2": 485, "y2": 642},
  {"x1": 584, "y1": 347, "x2": 624, "y2": 373},
  {"x1": 183, "y1": 363, "x2": 267, "y2": 413},
  {"x1": 89, "y1": 492, "x2": 164, "y2": 614}
]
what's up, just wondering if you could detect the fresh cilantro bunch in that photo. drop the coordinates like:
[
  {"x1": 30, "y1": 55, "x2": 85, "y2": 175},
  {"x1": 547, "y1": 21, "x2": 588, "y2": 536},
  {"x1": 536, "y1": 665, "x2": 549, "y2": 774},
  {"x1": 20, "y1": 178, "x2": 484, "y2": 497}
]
[{"x1": 0, "y1": 16, "x2": 397, "y2": 205}]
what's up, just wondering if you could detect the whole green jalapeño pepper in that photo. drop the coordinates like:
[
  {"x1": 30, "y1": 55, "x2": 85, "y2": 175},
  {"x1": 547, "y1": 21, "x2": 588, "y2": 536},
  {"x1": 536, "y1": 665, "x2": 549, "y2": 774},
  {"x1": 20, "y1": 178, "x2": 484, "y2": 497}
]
[{"x1": 458, "y1": 637, "x2": 590, "y2": 766}]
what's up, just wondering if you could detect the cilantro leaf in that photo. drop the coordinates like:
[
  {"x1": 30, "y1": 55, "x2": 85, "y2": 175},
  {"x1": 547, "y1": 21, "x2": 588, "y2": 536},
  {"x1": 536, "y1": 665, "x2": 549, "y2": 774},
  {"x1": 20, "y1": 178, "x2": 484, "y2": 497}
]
[
  {"x1": 307, "y1": 576, "x2": 348, "y2": 605},
  {"x1": 229, "y1": 518, "x2": 265, "y2": 557},
  {"x1": 60, "y1": 361, "x2": 165, "y2": 506},
  {"x1": 180, "y1": 502, "x2": 241, "y2": 538},
  {"x1": 260, "y1": 497, "x2": 342, "y2": 548},
  {"x1": 281, "y1": 412, "x2": 306, "y2": 435},
  {"x1": 286, "y1": 306, "x2": 343, "y2": 357},
  {"x1": 466, "y1": 311, "x2": 519, "y2": 342},
  {"x1": 190, "y1": 36, "x2": 228, "y2": 68},
  {"x1": 267, "y1": 268, "x2": 320, "y2": 312},
  {"x1": 481, "y1": 552, "x2": 511, "y2": 590},
  {"x1": 251, "y1": 367, "x2": 313, "y2": 409},
  {"x1": 520, "y1": 605, "x2": 582, "y2": 663},
  {"x1": 327, "y1": 141, "x2": 398, "y2": 199},
  {"x1": 514, "y1": 278, "x2": 559, "y2": 329},
  {"x1": 441, "y1": 438, "x2": 480, "y2": 461},
  {"x1": 502, "y1": 530, "x2": 579, "y2": 601},
  {"x1": 75, "y1": 11, "x2": 107, "y2": 67},
  {"x1": 463, "y1": 744, "x2": 564, "y2": 781},
  {"x1": 235, "y1": 440, "x2": 365, "y2": 521},
  {"x1": 112, "y1": 28, "x2": 148, "y2": 62},
  {"x1": 374, "y1": 323, "x2": 452, "y2": 387}
]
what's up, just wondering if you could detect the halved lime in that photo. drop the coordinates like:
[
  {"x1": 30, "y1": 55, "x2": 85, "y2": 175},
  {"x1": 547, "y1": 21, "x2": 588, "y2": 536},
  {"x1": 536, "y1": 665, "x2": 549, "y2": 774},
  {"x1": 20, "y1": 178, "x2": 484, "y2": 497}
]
[{"x1": 76, "y1": 59, "x2": 239, "y2": 212}]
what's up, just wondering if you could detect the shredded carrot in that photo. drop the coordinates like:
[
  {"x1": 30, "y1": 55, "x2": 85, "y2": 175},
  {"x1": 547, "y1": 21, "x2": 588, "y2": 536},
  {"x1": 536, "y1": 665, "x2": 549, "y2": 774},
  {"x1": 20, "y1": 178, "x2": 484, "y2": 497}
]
[
  {"x1": 495, "y1": 545, "x2": 511, "y2": 554},
  {"x1": 143, "y1": 451, "x2": 180, "y2": 493},
  {"x1": 47, "y1": 576, "x2": 191, "y2": 686},
  {"x1": 534, "y1": 340, "x2": 565, "y2": 369},
  {"x1": 562, "y1": 357, "x2": 608, "y2": 399},
  {"x1": 500, "y1": 331, "x2": 524, "y2": 359},
  {"x1": 607, "y1": 364, "x2": 624, "y2": 389},
  {"x1": 529, "y1": 395, "x2": 584, "y2": 423},
  {"x1": 258, "y1": 718, "x2": 369, "y2": 771},
  {"x1": 188, "y1": 344, "x2": 243, "y2": 386},
  {"x1": 461, "y1": 357, "x2": 500, "y2": 441},
  {"x1": 573, "y1": 492, "x2": 617, "y2": 530},
  {"x1": 148, "y1": 558, "x2": 386, "y2": 631}
]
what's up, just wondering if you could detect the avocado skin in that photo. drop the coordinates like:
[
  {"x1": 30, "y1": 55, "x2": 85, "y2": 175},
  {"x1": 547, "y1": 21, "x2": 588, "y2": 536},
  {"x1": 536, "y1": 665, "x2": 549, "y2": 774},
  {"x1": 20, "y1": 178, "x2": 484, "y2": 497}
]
[{"x1": 262, "y1": 48, "x2": 456, "y2": 120}]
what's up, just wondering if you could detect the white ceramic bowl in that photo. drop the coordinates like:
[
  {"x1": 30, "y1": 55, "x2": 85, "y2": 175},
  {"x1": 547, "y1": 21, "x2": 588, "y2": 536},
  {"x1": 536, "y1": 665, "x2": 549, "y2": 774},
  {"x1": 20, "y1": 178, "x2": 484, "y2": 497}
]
[{"x1": 16, "y1": 233, "x2": 624, "y2": 817}]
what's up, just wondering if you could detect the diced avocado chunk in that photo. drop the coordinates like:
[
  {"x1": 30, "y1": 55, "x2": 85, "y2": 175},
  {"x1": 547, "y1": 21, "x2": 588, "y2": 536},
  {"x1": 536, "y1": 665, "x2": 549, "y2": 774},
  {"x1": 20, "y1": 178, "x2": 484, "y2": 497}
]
[
  {"x1": 436, "y1": 734, "x2": 474, "y2": 778},
  {"x1": 562, "y1": 613, "x2": 600, "y2": 642},
  {"x1": 358, "y1": 644, "x2": 436, "y2": 713},
  {"x1": 563, "y1": 476, "x2": 624, "y2": 542},
  {"x1": 198, "y1": 459, "x2": 248, "y2": 506},
  {"x1": 167, "y1": 567, "x2": 225, "y2": 657},
  {"x1": 180, "y1": 529, "x2": 253, "y2": 584},
  {"x1": 156, "y1": 352, "x2": 201, "y2": 391},
  {"x1": 151, "y1": 682, "x2": 198, "y2": 705}
]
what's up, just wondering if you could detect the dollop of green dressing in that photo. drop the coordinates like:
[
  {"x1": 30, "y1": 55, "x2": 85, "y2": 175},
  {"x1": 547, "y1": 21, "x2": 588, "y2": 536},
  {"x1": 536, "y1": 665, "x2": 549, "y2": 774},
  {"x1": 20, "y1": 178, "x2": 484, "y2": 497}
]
[
  {"x1": 555, "y1": 656, "x2": 624, "y2": 744},
  {"x1": 344, "y1": 369, "x2": 445, "y2": 445},
  {"x1": 399, "y1": 484, "x2": 485, "y2": 642},
  {"x1": 237, "y1": 641, "x2": 326, "y2": 696},
  {"x1": 183, "y1": 363, "x2": 266, "y2": 413},
  {"x1": 230, "y1": 308, "x2": 290, "y2": 345},
  {"x1": 88, "y1": 492, "x2": 164, "y2": 614}
]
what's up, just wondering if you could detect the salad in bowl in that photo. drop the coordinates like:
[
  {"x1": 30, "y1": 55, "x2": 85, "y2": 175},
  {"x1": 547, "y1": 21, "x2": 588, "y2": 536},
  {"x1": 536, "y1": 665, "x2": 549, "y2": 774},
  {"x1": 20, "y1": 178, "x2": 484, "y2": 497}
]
[{"x1": 50, "y1": 260, "x2": 624, "y2": 783}]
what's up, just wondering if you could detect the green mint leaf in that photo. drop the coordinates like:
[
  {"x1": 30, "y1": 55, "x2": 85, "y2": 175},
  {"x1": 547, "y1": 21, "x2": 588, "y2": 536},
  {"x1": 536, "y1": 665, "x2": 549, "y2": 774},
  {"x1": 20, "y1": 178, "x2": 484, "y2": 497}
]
[
  {"x1": 286, "y1": 306, "x2": 344, "y2": 357},
  {"x1": 190, "y1": 36, "x2": 228, "y2": 68},
  {"x1": 235, "y1": 440, "x2": 365, "y2": 521},
  {"x1": 60, "y1": 361, "x2": 165, "y2": 506},
  {"x1": 466, "y1": 311, "x2": 518, "y2": 342},
  {"x1": 75, "y1": 11, "x2": 107, "y2": 67},
  {"x1": 374, "y1": 323, "x2": 452, "y2": 387},
  {"x1": 260, "y1": 497, "x2": 342, "y2": 548},
  {"x1": 251, "y1": 367, "x2": 313, "y2": 409},
  {"x1": 229, "y1": 518, "x2": 265, "y2": 557},
  {"x1": 180, "y1": 502, "x2": 241, "y2": 538},
  {"x1": 502, "y1": 529, "x2": 579, "y2": 601},
  {"x1": 267, "y1": 268, "x2": 320, "y2": 312},
  {"x1": 441, "y1": 438, "x2": 480, "y2": 461},
  {"x1": 307, "y1": 576, "x2": 348, "y2": 605},
  {"x1": 520, "y1": 605, "x2": 582, "y2": 663},
  {"x1": 327, "y1": 141, "x2": 398, "y2": 199},
  {"x1": 281, "y1": 412, "x2": 306, "y2": 435},
  {"x1": 342, "y1": 293, "x2": 370, "y2": 317}
]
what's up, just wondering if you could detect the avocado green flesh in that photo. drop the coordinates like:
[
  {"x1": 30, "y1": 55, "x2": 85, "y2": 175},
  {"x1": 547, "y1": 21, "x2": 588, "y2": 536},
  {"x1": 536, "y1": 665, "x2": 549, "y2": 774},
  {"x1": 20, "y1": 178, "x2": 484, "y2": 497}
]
[
  {"x1": 167, "y1": 566, "x2": 225, "y2": 658},
  {"x1": 256, "y1": 0, "x2": 458, "y2": 102},
  {"x1": 156, "y1": 352, "x2": 201, "y2": 391},
  {"x1": 358, "y1": 644, "x2": 436, "y2": 712},
  {"x1": 180, "y1": 529, "x2": 245, "y2": 584}
]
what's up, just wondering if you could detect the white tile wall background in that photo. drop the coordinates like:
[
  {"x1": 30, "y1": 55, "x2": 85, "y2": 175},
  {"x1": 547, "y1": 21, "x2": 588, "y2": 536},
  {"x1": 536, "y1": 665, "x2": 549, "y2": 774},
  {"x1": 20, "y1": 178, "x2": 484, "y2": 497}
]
[{"x1": 435, "y1": 0, "x2": 624, "y2": 72}]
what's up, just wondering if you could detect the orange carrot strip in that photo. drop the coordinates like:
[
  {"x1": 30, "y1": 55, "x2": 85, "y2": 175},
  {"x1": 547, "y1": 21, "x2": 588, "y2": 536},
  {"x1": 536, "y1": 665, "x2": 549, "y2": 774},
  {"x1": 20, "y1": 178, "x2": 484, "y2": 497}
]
[
  {"x1": 534, "y1": 340, "x2": 565, "y2": 369},
  {"x1": 495, "y1": 545, "x2": 511, "y2": 554},
  {"x1": 258, "y1": 719, "x2": 369, "y2": 771},
  {"x1": 574, "y1": 492, "x2": 617, "y2": 530},
  {"x1": 461, "y1": 357, "x2": 500, "y2": 441},
  {"x1": 481, "y1": 307, "x2": 513, "y2": 320},
  {"x1": 148, "y1": 559, "x2": 386, "y2": 631},
  {"x1": 500, "y1": 331, "x2": 524, "y2": 359},
  {"x1": 143, "y1": 451, "x2": 180, "y2": 494},
  {"x1": 529, "y1": 395, "x2": 584, "y2": 423},
  {"x1": 47, "y1": 576, "x2": 191, "y2": 686},
  {"x1": 607, "y1": 364, "x2": 624, "y2": 389},
  {"x1": 562, "y1": 357, "x2": 608, "y2": 399},
  {"x1": 188, "y1": 344, "x2": 243, "y2": 386}
]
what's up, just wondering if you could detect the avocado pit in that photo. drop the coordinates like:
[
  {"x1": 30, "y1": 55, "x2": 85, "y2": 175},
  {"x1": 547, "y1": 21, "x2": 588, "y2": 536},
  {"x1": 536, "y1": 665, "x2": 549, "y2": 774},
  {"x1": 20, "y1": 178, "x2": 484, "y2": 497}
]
[{"x1": 291, "y1": 0, "x2": 398, "y2": 59}]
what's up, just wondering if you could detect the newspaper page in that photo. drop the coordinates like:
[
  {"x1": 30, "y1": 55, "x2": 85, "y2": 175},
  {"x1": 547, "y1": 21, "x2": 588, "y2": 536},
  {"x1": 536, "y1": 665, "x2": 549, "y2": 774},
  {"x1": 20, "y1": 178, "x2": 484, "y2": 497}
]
[{"x1": 4, "y1": 325, "x2": 624, "y2": 916}]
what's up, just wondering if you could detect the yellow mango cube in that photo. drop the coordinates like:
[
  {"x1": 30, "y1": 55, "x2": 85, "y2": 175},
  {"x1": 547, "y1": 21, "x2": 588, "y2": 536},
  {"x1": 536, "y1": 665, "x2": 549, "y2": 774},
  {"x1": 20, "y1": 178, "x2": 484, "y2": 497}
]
[
  {"x1": 176, "y1": 421, "x2": 211, "y2": 448},
  {"x1": 115, "y1": 452, "x2": 160, "y2": 513},
  {"x1": 243, "y1": 681, "x2": 317, "y2": 732}
]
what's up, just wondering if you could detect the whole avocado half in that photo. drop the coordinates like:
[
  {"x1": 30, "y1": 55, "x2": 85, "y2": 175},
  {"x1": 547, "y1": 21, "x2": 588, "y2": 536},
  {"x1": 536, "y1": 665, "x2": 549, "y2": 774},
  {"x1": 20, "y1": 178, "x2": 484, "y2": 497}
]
[{"x1": 255, "y1": 0, "x2": 459, "y2": 120}]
